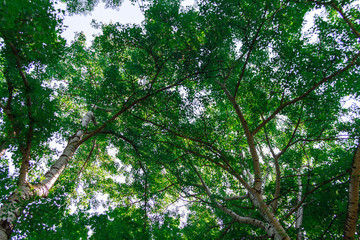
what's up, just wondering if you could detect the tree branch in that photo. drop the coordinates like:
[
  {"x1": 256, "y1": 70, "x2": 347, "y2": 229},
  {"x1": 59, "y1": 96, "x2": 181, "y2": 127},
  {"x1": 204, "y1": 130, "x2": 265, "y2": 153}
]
[
  {"x1": 217, "y1": 81, "x2": 263, "y2": 192},
  {"x1": 233, "y1": 6, "x2": 271, "y2": 98},
  {"x1": 223, "y1": 195, "x2": 249, "y2": 201},
  {"x1": 78, "y1": 77, "x2": 188, "y2": 146},
  {"x1": 252, "y1": 51, "x2": 360, "y2": 135},
  {"x1": 192, "y1": 164, "x2": 273, "y2": 236},
  {"x1": 7, "y1": 42, "x2": 34, "y2": 185},
  {"x1": 74, "y1": 139, "x2": 97, "y2": 182}
]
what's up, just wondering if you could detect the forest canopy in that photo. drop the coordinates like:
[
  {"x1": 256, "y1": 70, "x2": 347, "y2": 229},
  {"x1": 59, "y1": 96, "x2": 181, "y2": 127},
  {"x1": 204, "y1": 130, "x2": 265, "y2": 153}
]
[{"x1": 0, "y1": 0, "x2": 360, "y2": 239}]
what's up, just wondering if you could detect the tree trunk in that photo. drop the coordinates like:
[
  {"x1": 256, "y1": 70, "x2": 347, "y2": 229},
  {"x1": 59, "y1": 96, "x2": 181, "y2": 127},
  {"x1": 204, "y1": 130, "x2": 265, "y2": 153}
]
[
  {"x1": 0, "y1": 111, "x2": 95, "y2": 240},
  {"x1": 344, "y1": 143, "x2": 360, "y2": 240},
  {"x1": 296, "y1": 169, "x2": 304, "y2": 240}
]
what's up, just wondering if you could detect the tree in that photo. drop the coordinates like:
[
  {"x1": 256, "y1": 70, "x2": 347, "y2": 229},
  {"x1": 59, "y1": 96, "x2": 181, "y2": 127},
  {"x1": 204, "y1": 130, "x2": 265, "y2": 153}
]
[{"x1": 1, "y1": 0, "x2": 360, "y2": 239}]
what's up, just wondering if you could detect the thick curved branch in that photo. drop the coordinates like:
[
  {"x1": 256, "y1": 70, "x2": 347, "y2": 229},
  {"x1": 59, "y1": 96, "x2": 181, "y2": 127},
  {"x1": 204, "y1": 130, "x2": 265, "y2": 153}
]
[
  {"x1": 264, "y1": 108, "x2": 302, "y2": 211},
  {"x1": 35, "y1": 111, "x2": 95, "y2": 195},
  {"x1": 331, "y1": 4, "x2": 360, "y2": 38},
  {"x1": 218, "y1": 81, "x2": 262, "y2": 192}
]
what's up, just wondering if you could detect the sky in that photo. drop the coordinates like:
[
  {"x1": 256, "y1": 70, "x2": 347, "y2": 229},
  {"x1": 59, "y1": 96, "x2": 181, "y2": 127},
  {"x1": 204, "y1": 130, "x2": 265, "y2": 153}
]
[
  {"x1": 59, "y1": 0, "x2": 195, "y2": 45},
  {"x1": 60, "y1": 0, "x2": 144, "y2": 45}
]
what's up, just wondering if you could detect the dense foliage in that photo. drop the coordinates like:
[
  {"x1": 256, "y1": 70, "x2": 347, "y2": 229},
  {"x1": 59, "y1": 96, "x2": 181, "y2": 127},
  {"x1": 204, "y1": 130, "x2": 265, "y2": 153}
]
[{"x1": 1, "y1": 0, "x2": 360, "y2": 239}]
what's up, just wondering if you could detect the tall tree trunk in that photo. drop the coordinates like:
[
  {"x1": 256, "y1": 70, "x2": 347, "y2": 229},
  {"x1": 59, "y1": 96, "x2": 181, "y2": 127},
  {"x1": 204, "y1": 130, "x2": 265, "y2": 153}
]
[
  {"x1": 344, "y1": 143, "x2": 360, "y2": 240},
  {"x1": 0, "y1": 111, "x2": 95, "y2": 240},
  {"x1": 296, "y1": 168, "x2": 304, "y2": 240}
]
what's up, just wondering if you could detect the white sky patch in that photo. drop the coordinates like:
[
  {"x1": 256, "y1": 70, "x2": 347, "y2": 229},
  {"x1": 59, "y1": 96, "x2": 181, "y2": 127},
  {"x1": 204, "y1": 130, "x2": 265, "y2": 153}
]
[
  {"x1": 302, "y1": 8, "x2": 323, "y2": 33},
  {"x1": 87, "y1": 192, "x2": 110, "y2": 214},
  {"x1": 341, "y1": 96, "x2": 360, "y2": 109},
  {"x1": 106, "y1": 146, "x2": 127, "y2": 183},
  {"x1": 58, "y1": 0, "x2": 196, "y2": 46},
  {"x1": 166, "y1": 198, "x2": 191, "y2": 228},
  {"x1": 182, "y1": 0, "x2": 195, "y2": 7},
  {"x1": 340, "y1": 96, "x2": 360, "y2": 128},
  {"x1": 301, "y1": 7, "x2": 324, "y2": 43},
  {"x1": 58, "y1": 0, "x2": 144, "y2": 45},
  {"x1": 107, "y1": 146, "x2": 119, "y2": 158},
  {"x1": 5, "y1": 152, "x2": 15, "y2": 176}
]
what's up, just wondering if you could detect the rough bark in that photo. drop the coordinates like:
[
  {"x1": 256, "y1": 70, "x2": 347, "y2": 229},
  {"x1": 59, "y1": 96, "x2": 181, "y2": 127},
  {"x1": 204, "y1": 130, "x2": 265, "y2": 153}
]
[
  {"x1": 0, "y1": 111, "x2": 95, "y2": 240},
  {"x1": 344, "y1": 144, "x2": 360, "y2": 240}
]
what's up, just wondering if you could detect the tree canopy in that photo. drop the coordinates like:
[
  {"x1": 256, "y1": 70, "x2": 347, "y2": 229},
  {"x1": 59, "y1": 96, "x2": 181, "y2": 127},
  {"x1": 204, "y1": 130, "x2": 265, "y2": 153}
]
[{"x1": 1, "y1": 0, "x2": 360, "y2": 239}]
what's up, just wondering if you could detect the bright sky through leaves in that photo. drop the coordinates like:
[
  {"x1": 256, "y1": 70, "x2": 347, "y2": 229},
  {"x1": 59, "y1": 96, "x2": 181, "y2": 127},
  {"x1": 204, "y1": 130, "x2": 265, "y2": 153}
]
[{"x1": 60, "y1": 0, "x2": 196, "y2": 45}]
